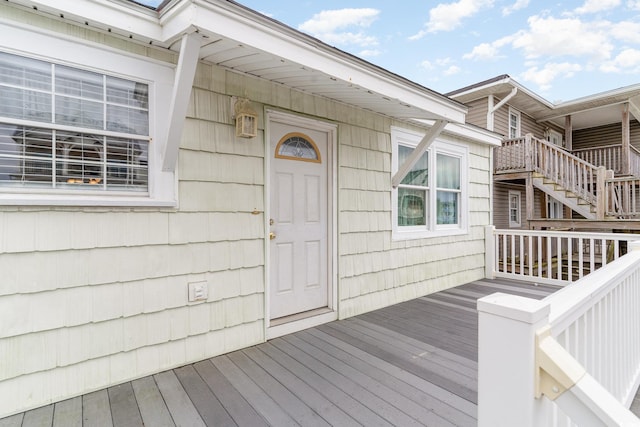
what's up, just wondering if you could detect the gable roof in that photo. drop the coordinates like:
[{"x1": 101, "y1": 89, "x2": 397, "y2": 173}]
[
  {"x1": 448, "y1": 74, "x2": 640, "y2": 130},
  {"x1": 8, "y1": 0, "x2": 468, "y2": 125}
]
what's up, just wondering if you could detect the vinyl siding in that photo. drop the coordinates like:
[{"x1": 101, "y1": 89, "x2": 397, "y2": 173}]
[
  {"x1": 573, "y1": 121, "x2": 640, "y2": 150},
  {"x1": 464, "y1": 98, "x2": 489, "y2": 129},
  {"x1": 492, "y1": 99, "x2": 545, "y2": 139},
  {"x1": 0, "y1": 6, "x2": 495, "y2": 417},
  {"x1": 493, "y1": 183, "x2": 526, "y2": 229}
]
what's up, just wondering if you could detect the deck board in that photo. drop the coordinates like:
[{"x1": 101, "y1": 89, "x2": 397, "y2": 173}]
[
  {"x1": 52, "y1": 397, "x2": 82, "y2": 427},
  {"x1": 130, "y1": 376, "x2": 175, "y2": 427},
  {"x1": 107, "y1": 382, "x2": 144, "y2": 427},
  {"x1": 0, "y1": 414, "x2": 23, "y2": 427},
  {"x1": 297, "y1": 328, "x2": 476, "y2": 426},
  {"x1": 82, "y1": 390, "x2": 113, "y2": 427},
  {"x1": 3, "y1": 278, "x2": 563, "y2": 426},
  {"x1": 192, "y1": 360, "x2": 268, "y2": 427},
  {"x1": 21, "y1": 404, "x2": 53, "y2": 427},
  {"x1": 257, "y1": 340, "x2": 386, "y2": 426},
  {"x1": 269, "y1": 337, "x2": 416, "y2": 427},
  {"x1": 174, "y1": 365, "x2": 236, "y2": 427},
  {"x1": 210, "y1": 355, "x2": 298, "y2": 427},
  {"x1": 154, "y1": 371, "x2": 205, "y2": 427},
  {"x1": 283, "y1": 333, "x2": 457, "y2": 427}
]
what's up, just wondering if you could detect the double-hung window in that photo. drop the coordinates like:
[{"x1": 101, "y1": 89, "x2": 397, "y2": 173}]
[
  {"x1": 0, "y1": 23, "x2": 176, "y2": 206},
  {"x1": 547, "y1": 195, "x2": 563, "y2": 219},
  {"x1": 508, "y1": 190, "x2": 521, "y2": 227},
  {"x1": 0, "y1": 52, "x2": 148, "y2": 193},
  {"x1": 508, "y1": 108, "x2": 521, "y2": 139},
  {"x1": 392, "y1": 126, "x2": 467, "y2": 239}
]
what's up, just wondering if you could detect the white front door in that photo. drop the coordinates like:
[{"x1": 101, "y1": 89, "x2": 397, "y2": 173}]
[{"x1": 269, "y1": 118, "x2": 330, "y2": 320}]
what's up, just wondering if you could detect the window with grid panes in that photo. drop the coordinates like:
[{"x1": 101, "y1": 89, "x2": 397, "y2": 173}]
[
  {"x1": 508, "y1": 108, "x2": 521, "y2": 139},
  {"x1": 392, "y1": 126, "x2": 468, "y2": 239},
  {"x1": 508, "y1": 190, "x2": 521, "y2": 227},
  {"x1": 0, "y1": 51, "x2": 149, "y2": 193}
]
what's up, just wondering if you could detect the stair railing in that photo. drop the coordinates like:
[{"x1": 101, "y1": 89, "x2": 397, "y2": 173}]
[
  {"x1": 526, "y1": 135, "x2": 608, "y2": 219},
  {"x1": 606, "y1": 176, "x2": 640, "y2": 218}
]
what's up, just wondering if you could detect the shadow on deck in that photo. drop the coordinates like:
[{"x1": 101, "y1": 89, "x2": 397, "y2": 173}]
[{"x1": 1, "y1": 278, "x2": 561, "y2": 426}]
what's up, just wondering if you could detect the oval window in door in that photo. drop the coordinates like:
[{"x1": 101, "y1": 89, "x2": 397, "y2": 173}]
[{"x1": 275, "y1": 132, "x2": 321, "y2": 163}]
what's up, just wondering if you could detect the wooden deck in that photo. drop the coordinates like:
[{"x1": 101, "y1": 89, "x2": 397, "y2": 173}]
[{"x1": 0, "y1": 278, "x2": 606, "y2": 427}]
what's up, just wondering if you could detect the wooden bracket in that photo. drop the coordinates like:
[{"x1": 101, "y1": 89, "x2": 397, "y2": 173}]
[
  {"x1": 535, "y1": 326, "x2": 586, "y2": 400},
  {"x1": 391, "y1": 119, "x2": 447, "y2": 188}
]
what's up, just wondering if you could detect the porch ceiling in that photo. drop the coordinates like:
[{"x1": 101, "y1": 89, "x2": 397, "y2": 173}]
[
  {"x1": 4, "y1": 0, "x2": 466, "y2": 124},
  {"x1": 191, "y1": 34, "x2": 446, "y2": 121}
]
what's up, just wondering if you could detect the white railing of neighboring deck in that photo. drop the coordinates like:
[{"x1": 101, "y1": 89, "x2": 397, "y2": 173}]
[
  {"x1": 478, "y1": 240, "x2": 640, "y2": 427},
  {"x1": 486, "y1": 226, "x2": 637, "y2": 285}
]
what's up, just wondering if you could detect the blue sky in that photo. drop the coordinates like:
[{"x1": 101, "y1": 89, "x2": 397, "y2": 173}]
[{"x1": 139, "y1": 0, "x2": 640, "y2": 103}]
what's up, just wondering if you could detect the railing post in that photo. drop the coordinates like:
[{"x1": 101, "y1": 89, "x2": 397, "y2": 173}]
[
  {"x1": 525, "y1": 133, "x2": 533, "y2": 171},
  {"x1": 485, "y1": 225, "x2": 496, "y2": 279},
  {"x1": 478, "y1": 293, "x2": 550, "y2": 427},
  {"x1": 596, "y1": 166, "x2": 607, "y2": 219}
]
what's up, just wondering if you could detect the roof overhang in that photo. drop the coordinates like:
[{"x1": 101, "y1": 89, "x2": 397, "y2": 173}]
[
  {"x1": 448, "y1": 75, "x2": 640, "y2": 131},
  {"x1": 9, "y1": 0, "x2": 467, "y2": 124}
]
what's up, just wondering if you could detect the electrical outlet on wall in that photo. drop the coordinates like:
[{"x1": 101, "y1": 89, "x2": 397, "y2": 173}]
[{"x1": 188, "y1": 281, "x2": 208, "y2": 302}]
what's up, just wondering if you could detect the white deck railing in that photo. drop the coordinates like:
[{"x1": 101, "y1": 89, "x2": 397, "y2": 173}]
[
  {"x1": 478, "y1": 240, "x2": 640, "y2": 426},
  {"x1": 486, "y1": 226, "x2": 637, "y2": 285}
]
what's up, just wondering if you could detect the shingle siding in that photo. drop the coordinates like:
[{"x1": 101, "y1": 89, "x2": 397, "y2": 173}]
[{"x1": 0, "y1": 7, "x2": 495, "y2": 417}]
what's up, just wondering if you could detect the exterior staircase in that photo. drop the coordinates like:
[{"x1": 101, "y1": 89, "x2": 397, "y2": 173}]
[
  {"x1": 531, "y1": 174, "x2": 597, "y2": 219},
  {"x1": 495, "y1": 134, "x2": 640, "y2": 220}
]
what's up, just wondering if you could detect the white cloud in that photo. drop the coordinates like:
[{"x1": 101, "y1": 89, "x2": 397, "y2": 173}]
[
  {"x1": 600, "y1": 48, "x2": 640, "y2": 72},
  {"x1": 410, "y1": 0, "x2": 494, "y2": 39},
  {"x1": 629, "y1": 1, "x2": 640, "y2": 10},
  {"x1": 421, "y1": 60, "x2": 435, "y2": 70},
  {"x1": 510, "y1": 16, "x2": 613, "y2": 61},
  {"x1": 520, "y1": 62, "x2": 582, "y2": 91},
  {"x1": 320, "y1": 32, "x2": 378, "y2": 47},
  {"x1": 436, "y1": 57, "x2": 453, "y2": 66},
  {"x1": 575, "y1": 0, "x2": 621, "y2": 14},
  {"x1": 443, "y1": 65, "x2": 462, "y2": 76},
  {"x1": 419, "y1": 58, "x2": 460, "y2": 76},
  {"x1": 298, "y1": 8, "x2": 380, "y2": 47},
  {"x1": 609, "y1": 20, "x2": 640, "y2": 44},
  {"x1": 359, "y1": 49, "x2": 382, "y2": 57},
  {"x1": 502, "y1": 0, "x2": 530, "y2": 16},
  {"x1": 463, "y1": 42, "x2": 500, "y2": 60}
]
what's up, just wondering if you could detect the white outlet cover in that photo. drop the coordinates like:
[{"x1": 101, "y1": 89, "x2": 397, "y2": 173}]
[{"x1": 188, "y1": 281, "x2": 208, "y2": 302}]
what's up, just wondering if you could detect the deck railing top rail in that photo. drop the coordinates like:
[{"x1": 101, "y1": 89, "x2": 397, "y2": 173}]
[{"x1": 479, "y1": 240, "x2": 640, "y2": 426}]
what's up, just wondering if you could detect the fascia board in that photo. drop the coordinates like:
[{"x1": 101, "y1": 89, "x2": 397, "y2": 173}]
[
  {"x1": 452, "y1": 76, "x2": 554, "y2": 110},
  {"x1": 165, "y1": 0, "x2": 466, "y2": 123},
  {"x1": 14, "y1": 0, "x2": 164, "y2": 40}
]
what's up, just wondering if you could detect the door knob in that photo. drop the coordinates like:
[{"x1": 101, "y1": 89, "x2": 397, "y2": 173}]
[{"x1": 269, "y1": 232, "x2": 276, "y2": 240}]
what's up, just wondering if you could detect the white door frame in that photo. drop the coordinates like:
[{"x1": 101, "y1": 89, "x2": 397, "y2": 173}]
[{"x1": 264, "y1": 109, "x2": 338, "y2": 339}]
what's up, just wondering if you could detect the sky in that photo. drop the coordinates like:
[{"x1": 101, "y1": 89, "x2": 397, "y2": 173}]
[{"x1": 139, "y1": 0, "x2": 640, "y2": 103}]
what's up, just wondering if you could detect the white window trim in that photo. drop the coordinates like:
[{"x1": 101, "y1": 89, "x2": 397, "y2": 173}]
[
  {"x1": 548, "y1": 129, "x2": 563, "y2": 147},
  {"x1": 391, "y1": 126, "x2": 468, "y2": 240},
  {"x1": 508, "y1": 107, "x2": 521, "y2": 139},
  {"x1": 546, "y1": 195, "x2": 564, "y2": 219},
  {"x1": 0, "y1": 21, "x2": 176, "y2": 207},
  {"x1": 508, "y1": 190, "x2": 521, "y2": 227}
]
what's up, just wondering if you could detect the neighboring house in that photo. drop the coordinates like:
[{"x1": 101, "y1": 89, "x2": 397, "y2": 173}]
[
  {"x1": 448, "y1": 75, "x2": 640, "y2": 231},
  {"x1": 0, "y1": 0, "x2": 501, "y2": 417}
]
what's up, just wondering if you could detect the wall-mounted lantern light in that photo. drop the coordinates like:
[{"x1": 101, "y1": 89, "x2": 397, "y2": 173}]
[{"x1": 233, "y1": 97, "x2": 258, "y2": 138}]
